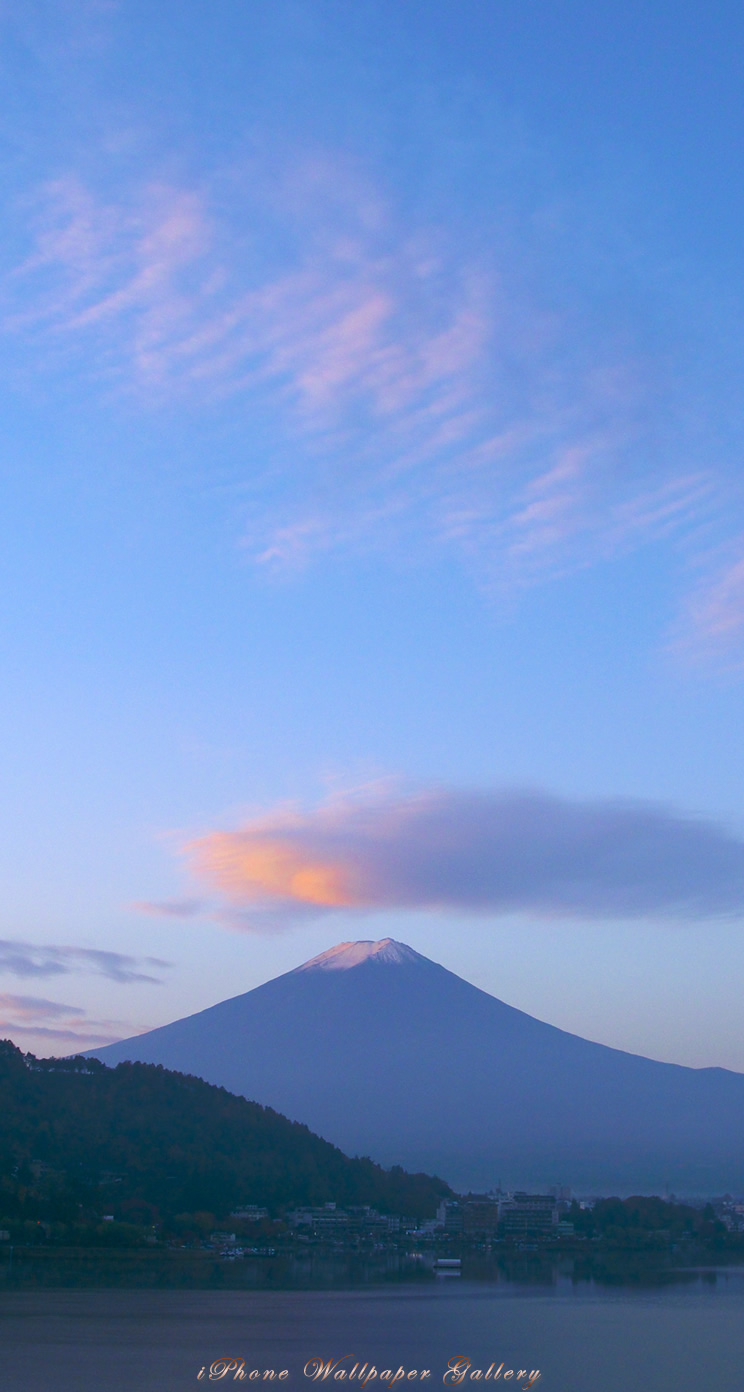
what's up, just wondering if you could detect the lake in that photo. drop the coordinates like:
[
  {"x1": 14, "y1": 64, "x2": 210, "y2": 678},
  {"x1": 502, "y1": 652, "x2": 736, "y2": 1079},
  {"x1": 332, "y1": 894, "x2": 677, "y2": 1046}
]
[{"x1": 1, "y1": 1268, "x2": 743, "y2": 1392}]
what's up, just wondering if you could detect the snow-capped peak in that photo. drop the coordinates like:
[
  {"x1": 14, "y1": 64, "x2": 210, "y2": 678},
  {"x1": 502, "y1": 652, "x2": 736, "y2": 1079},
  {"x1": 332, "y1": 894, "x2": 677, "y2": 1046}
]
[{"x1": 294, "y1": 938, "x2": 422, "y2": 972}]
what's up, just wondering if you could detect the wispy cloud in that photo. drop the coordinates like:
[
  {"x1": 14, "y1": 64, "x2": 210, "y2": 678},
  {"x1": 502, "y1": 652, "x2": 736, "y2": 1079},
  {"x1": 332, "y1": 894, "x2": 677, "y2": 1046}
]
[
  {"x1": 186, "y1": 785, "x2": 744, "y2": 926},
  {"x1": 0, "y1": 153, "x2": 718, "y2": 605},
  {"x1": 131, "y1": 898, "x2": 204, "y2": 920},
  {"x1": 4, "y1": 176, "x2": 210, "y2": 388},
  {"x1": 0, "y1": 992, "x2": 123, "y2": 1046},
  {"x1": 676, "y1": 541, "x2": 744, "y2": 669},
  {"x1": 0, "y1": 938, "x2": 170, "y2": 984}
]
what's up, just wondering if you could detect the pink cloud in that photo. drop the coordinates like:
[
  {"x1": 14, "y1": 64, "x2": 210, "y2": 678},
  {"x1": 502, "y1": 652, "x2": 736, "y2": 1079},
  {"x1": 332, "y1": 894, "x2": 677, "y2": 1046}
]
[
  {"x1": 0, "y1": 992, "x2": 126, "y2": 1048},
  {"x1": 2, "y1": 152, "x2": 723, "y2": 612},
  {"x1": 677, "y1": 543, "x2": 744, "y2": 666},
  {"x1": 0, "y1": 992, "x2": 81, "y2": 1022},
  {"x1": 4, "y1": 178, "x2": 211, "y2": 389}
]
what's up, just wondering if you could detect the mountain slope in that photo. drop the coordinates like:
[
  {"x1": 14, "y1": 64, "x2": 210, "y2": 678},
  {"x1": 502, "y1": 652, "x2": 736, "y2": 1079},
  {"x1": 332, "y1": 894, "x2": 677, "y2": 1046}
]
[{"x1": 88, "y1": 939, "x2": 744, "y2": 1192}]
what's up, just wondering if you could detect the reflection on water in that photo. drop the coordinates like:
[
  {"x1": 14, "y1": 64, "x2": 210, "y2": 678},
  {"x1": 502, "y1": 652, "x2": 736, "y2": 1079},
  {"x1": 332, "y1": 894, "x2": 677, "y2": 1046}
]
[{"x1": 1, "y1": 1245, "x2": 743, "y2": 1291}]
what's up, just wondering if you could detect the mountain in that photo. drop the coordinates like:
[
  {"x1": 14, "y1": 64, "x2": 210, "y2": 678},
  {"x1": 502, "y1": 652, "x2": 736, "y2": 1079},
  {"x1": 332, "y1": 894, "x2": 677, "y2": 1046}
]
[
  {"x1": 88, "y1": 938, "x2": 744, "y2": 1192},
  {"x1": 0, "y1": 1041, "x2": 450, "y2": 1224}
]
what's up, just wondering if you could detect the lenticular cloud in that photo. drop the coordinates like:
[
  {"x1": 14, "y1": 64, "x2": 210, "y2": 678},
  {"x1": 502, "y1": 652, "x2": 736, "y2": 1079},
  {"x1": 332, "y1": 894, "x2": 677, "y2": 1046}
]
[{"x1": 187, "y1": 786, "x2": 744, "y2": 923}]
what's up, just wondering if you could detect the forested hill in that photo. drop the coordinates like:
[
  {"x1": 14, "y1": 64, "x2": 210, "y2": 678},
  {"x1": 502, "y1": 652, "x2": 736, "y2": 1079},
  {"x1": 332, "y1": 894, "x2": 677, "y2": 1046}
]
[{"x1": 0, "y1": 1041, "x2": 451, "y2": 1223}]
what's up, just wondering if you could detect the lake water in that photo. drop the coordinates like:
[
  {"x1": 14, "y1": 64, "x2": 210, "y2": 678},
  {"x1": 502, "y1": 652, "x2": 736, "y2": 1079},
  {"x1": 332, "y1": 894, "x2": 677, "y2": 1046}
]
[{"x1": 1, "y1": 1270, "x2": 743, "y2": 1392}]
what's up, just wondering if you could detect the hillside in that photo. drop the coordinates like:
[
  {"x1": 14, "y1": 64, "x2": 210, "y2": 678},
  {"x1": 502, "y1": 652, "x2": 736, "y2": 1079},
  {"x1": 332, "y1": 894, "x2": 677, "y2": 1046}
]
[{"x1": 0, "y1": 1040, "x2": 451, "y2": 1234}]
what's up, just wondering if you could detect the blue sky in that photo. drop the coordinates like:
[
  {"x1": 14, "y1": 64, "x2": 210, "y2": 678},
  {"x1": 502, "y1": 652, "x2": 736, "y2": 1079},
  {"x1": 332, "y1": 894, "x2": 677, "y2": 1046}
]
[{"x1": 2, "y1": 0, "x2": 744, "y2": 1067}]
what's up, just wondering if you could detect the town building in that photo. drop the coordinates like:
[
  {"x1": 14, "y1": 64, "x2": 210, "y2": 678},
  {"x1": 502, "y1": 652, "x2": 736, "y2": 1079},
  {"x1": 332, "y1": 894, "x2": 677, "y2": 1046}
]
[{"x1": 499, "y1": 1193, "x2": 559, "y2": 1237}]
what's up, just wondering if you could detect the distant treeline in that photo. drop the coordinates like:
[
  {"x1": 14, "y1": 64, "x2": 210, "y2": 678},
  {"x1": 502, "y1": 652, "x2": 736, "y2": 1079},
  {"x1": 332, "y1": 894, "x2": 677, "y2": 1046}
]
[
  {"x1": 568, "y1": 1195, "x2": 726, "y2": 1245},
  {"x1": 0, "y1": 1040, "x2": 451, "y2": 1244}
]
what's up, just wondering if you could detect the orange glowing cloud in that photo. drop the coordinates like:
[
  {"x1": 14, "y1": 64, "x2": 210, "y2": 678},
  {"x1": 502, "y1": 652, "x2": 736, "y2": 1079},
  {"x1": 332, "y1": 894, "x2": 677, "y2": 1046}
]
[{"x1": 189, "y1": 829, "x2": 360, "y2": 908}]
